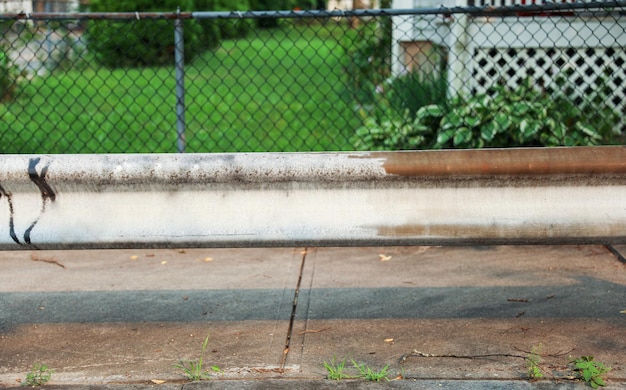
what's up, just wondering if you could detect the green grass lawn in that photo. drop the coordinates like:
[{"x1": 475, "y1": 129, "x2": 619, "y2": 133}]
[{"x1": 0, "y1": 22, "x2": 360, "y2": 153}]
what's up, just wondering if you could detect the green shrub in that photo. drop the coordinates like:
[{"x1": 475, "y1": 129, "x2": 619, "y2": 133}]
[
  {"x1": 294, "y1": 0, "x2": 326, "y2": 9},
  {"x1": 429, "y1": 79, "x2": 621, "y2": 148},
  {"x1": 353, "y1": 108, "x2": 429, "y2": 151},
  {"x1": 351, "y1": 72, "x2": 448, "y2": 151},
  {"x1": 341, "y1": 17, "x2": 392, "y2": 107},
  {"x1": 0, "y1": 45, "x2": 25, "y2": 102},
  {"x1": 386, "y1": 71, "x2": 448, "y2": 121},
  {"x1": 194, "y1": 0, "x2": 254, "y2": 45},
  {"x1": 249, "y1": 0, "x2": 296, "y2": 28},
  {"x1": 353, "y1": 78, "x2": 621, "y2": 150},
  {"x1": 86, "y1": 0, "x2": 203, "y2": 68},
  {"x1": 0, "y1": 46, "x2": 14, "y2": 101}
]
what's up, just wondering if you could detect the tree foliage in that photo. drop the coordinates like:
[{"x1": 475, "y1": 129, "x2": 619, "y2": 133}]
[{"x1": 86, "y1": 0, "x2": 203, "y2": 68}]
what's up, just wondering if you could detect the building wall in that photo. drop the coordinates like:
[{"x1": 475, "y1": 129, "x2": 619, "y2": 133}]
[{"x1": 0, "y1": 0, "x2": 79, "y2": 13}]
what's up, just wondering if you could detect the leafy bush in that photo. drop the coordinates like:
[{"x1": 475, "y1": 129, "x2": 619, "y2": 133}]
[
  {"x1": 0, "y1": 45, "x2": 25, "y2": 102},
  {"x1": 86, "y1": 0, "x2": 203, "y2": 68},
  {"x1": 194, "y1": 0, "x2": 254, "y2": 45},
  {"x1": 428, "y1": 79, "x2": 621, "y2": 148},
  {"x1": 0, "y1": 46, "x2": 15, "y2": 101},
  {"x1": 353, "y1": 109, "x2": 426, "y2": 151},
  {"x1": 249, "y1": 0, "x2": 296, "y2": 28},
  {"x1": 0, "y1": 21, "x2": 31, "y2": 102},
  {"x1": 352, "y1": 72, "x2": 448, "y2": 151},
  {"x1": 341, "y1": 17, "x2": 392, "y2": 107},
  {"x1": 386, "y1": 71, "x2": 448, "y2": 121},
  {"x1": 353, "y1": 78, "x2": 621, "y2": 150}
]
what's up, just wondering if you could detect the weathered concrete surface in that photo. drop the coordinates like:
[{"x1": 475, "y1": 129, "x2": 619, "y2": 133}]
[
  {"x1": 1, "y1": 246, "x2": 625, "y2": 388},
  {"x1": 0, "y1": 248, "x2": 304, "y2": 386},
  {"x1": 289, "y1": 246, "x2": 626, "y2": 384}
]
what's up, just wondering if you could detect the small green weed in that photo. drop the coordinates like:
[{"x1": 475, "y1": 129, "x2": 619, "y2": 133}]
[
  {"x1": 23, "y1": 363, "x2": 53, "y2": 387},
  {"x1": 571, "y1": 356, "x2": 611, "y2": 388},
  {"x1": 352, "y1": 359, "x2": 390, "y2": 382},
  {"x1": 526, "y1": 345, "x2": 544, "y2": 380},
  {"x1": 174, "y1": 334, "x2": 220, "y2": 381},
  {"x1": 323, "y1": 355, "x2": 352, "y2": 380}
]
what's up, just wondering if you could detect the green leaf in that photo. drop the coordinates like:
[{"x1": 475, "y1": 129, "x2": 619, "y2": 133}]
[
  {"x1": 355, "y1": 127, "x2": 370, "y2": 136},
  {"x1": 465, "y1": 116, "x2": 481, "y2": 128},
  {"x1": 436, "y1": 128, "x2": 455, "y2": 146},
  {"x1": 513, "y1": 102, "x2": 531, "y2": 115},
  {"x1": 481, "y1": 121, "x2": 497, "y2": 142},
  {"x1": 445, "y1": 111, "x2": 463, "y2": 127},
  {"x1": 553, "y1": 122, "x2": 567, "y2": 139},
  {"x1": 520, "y1": 119, "x2": 541, "y2": 140},
  {"x1": 413, "y1": 124, "x2": 430, "y2": 133},
  {"x1": 417, "y1": 104, "x2": 443, "y2": 118},
  {"x1": 453, "y1": 127, "x2": 472, "y2": 146},
  {"x1": 494, "y1": 112, "x2": 511, "y2": 131},
  {"x1": 576, "y1": 122, "x2": 601, "y2": 140}
]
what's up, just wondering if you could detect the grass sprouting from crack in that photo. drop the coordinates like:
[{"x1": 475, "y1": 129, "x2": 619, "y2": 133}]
[
  {"x1": 352, "y1": 359, "x2": 390, "y2": 382},
  {"x1": 174, "y1": 334, "x2": 221, "y2": 381},
  {"x1": 324, "y1": 355, "x2": 352, "y2": 380}
]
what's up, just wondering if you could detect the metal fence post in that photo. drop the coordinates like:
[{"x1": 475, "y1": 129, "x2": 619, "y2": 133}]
[
  {"x1": 174, "y1": 7, "x2": 186, "y2": 153},
  {"x1": 45, "y1": 1, "x2": 53, "y2": 71}
]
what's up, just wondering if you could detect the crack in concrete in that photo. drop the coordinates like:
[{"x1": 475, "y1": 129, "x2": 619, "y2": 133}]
[
  {"x1": 605, "y1": 244, "x2": 626, "y2": 265},
  {"x1": 280, "y1": 248, "x2": 307, "y2": 370}
]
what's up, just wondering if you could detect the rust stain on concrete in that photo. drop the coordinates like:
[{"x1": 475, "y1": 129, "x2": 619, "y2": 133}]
[{"x1": 369, "y1": 146, "x2": 626, "y2": 177}]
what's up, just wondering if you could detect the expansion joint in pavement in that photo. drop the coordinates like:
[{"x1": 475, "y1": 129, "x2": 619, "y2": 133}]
[
  {"x1": 605, "y1": 244, "x2": 626, "y2": 264},
  {"x1": 280, "y1": 247, "x2": 308, "y2": 369}
]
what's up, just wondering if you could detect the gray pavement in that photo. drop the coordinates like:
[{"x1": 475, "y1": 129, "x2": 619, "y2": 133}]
[{"x1": 0, "y1": 245, "x2": 625, "y2": 389}]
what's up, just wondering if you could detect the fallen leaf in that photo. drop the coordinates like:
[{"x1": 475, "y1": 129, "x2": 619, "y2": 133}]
[
  {"x1": 297, "y1": 327, "x2": 331, "y2": 335},
  {"x1": 379, "y1": 254, "x2": 392, "y2": 261},
  {"x1": 384, "y1": 338, "x2": 394, "y2": 344},
  {"x1": 150, "y1": 379, "x2": 166, "y2": 384},
  {"x1": 177, "y1": 249, "x2": 186, "y2": 254},
  {"x1": 416, "y1": 246, "x2": 431, "y2": 253},
  {"x1": 31, "y1": 254, "x2": 66, "y2": 268}
]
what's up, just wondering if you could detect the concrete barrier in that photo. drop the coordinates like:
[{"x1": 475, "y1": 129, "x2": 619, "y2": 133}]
[{"x1": 1, "y1": 147, "x2": 625, "y2": 249}]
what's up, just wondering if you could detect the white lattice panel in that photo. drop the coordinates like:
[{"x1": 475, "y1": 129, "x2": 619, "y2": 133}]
[{"x1": 472, "y1": 46, "x2": 626, "y2": 132}]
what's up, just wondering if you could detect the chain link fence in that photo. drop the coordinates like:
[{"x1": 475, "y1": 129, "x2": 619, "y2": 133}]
[{"x1": 0, "y1": 2, "x2": 625, "y2": 153}]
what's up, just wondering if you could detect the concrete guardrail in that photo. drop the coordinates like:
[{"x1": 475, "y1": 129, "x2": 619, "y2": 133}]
[{"x1": 1, "y1": 146, "x2": 625, "y2": 250}]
